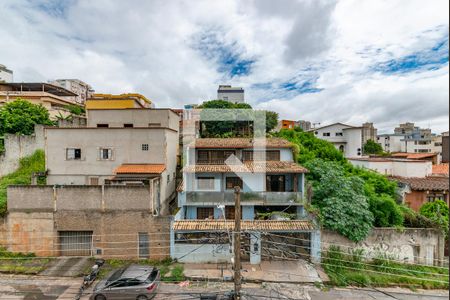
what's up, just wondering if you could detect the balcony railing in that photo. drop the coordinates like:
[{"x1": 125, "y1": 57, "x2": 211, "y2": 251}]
[{"x1": 185, "y1": 191, "x2": 304, "y2": 205}]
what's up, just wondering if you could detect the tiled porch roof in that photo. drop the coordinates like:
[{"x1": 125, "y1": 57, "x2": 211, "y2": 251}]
[
  {"x1": 114, "y1": 164, "x2": 166, "y2": 174},
  {"x1": 173, "y1": 220, "x2": 315, "y2": 231},
  {"x1": 390, "y1": 176, "x2": 449, "y2": 191},
  {"x1": 182, "y1": 161, "x2": 308, "y2": 174},
  {"x1": 432, "y1": 163, "x2": 449, "y2": 176},
  {"x1": 191, "y1": 138, "x2": 292, "y2": 149}
]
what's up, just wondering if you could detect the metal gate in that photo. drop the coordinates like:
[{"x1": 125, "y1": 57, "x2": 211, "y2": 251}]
[
  {"x1": 138, "y1": 232, "x2": 150, "y2": 259},
  {"x1": 59, "y1": 231, "x2": 93, "y2": 256}
]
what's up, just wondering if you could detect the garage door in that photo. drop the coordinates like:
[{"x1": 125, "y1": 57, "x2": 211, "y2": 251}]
[{"x1": 59, "y1": 231, "x2": 93, "y2": 256}]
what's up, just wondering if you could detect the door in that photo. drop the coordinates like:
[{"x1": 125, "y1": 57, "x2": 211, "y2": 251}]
[
  {"x1": 138, "y1": 232, "x2": 150, "y2": 259},
  {"x1": 59, "y1": 231, "x2": 93, "y2": 256},
  {"x1": 266, "y1": 175, "x2": 285, "y2": 192}
]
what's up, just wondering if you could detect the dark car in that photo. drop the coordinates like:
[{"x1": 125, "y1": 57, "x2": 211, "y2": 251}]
[{"x1": 90, "y1": 265, "x2": 160, "y2": 300}]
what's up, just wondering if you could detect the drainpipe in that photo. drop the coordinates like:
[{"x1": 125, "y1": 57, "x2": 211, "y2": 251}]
[{"x1": 53, "y1": 185, "x2": 57, "y2": 212}]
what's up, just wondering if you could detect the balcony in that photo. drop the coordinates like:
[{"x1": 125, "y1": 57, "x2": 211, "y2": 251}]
[{"x1": 185, "y1": 191, "x2": 304, "y2": 205}]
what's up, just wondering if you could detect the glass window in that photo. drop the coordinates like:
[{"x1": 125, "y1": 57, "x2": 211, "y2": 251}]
[
  {"x1": 99, "y1": 148, "x2": 113, "y2": 160},
  {"x1": 197, "y1": 177, "x2": 215, "y2": 190},
  {"x1": 197, "y1": 207, "x2": 214, "y2": 219},
  {"x1": 66, "y1": 148, "x2": 81, "y2": 160},
  {"x1": 123, "y1": 123, "x2": 134, "y2": 128},
  {"x1": 226, "y1": 177, "x2": 243, "y2": 190},
  {"x1": 97, "y1": 124, "x2": 109, "y2": 128},
  {"x1": 142, "y1": 144, "x2": 149, "y2": 151},
  {"x1": 323, "y1": 132, "x2": 331, "y2": 137}
]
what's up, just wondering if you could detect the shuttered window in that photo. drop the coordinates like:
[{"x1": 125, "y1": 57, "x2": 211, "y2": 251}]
[{"x1": 197, "y1": 177, "x2": 215, "y2": 190}]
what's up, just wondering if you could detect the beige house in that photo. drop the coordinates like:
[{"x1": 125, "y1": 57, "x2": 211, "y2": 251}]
[
  {"x1": 0, "y1": 82, "x2": 79, "y2": 119},
  {"x1": 45, "y1": 108, "x2": 179, "y2": 214}
]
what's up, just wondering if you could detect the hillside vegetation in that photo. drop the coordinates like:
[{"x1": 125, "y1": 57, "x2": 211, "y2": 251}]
[
  {"x1": 0, "y1": 150, "x2": 45, "y2": 217},
  {"x1": 275, "y1": 128, "x2": 437, "y2": 241}
]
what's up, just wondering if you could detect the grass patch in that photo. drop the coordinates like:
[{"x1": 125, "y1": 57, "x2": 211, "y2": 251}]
[
  {"x1": 0, "y1": 247, "x2": 52, "y2": 274},
  {"x1": 0, "y1": 150, "x2": 46, "y2": 217},
  {"x1": 92, "y1": 257, "x2": 184, "y2": 282},
  {"x1": 322, "y1": 246, "x2": 449, "y2": 289}
]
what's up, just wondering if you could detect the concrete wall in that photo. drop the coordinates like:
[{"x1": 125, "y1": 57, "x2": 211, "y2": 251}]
[
  {"x1": 173, "y1": 243, "x2": 232, "y2": 263},
  {"x1": 7, "y1": 185, "x2": 160, "y2": 213},
  {"x1": 87, "y1": 109, "x2": 179, "y2": 131},
  {"x1": 4, "y1": 211, "x2": 171, "y2": 259},
  {"x1": 349, "y1": 159, "x2": 432, "y2": 177},
  {"x1": 344, "y1": 128, "x2": 363, "y2": 158},
  {"x1": 322, "y1": 228, "x2": 445, "y2": 266},
  {"x1": 0, "y1": 125, "x2": 45, "y2": 177}
]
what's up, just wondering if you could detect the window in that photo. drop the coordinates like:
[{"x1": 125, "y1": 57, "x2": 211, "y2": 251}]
[
  {"x1": 142, "y1": 144, "x2": 149, "y2": 151},
  {"x1": 97, "y1": 124, "x2": 109, "y2": 128},
  {"x1": 148, "y1": 123, "x2": 161, "y2": 127},
  {"x1": 266, "y1": 175, "x2": 285, "y2": 192},
  {"x1": 225, "y1": 206, "x2": 242, "y2": 220},
  {"x1": 427, "y1": 194, "x2": 444, "y2": 202},
  {"x1": 123, "y1": 123, "x2": 134, "y2": 128},
  {"x1": 197, "y1": 177, "x2": 215, "y2": 190},
  {"x1": 339, "y1": 145, "x2": 345, "y2": 153},
  {"x1": 89, "y1": 177, "x2": 99, "y2": 185},
  {"x1": 323, "y1": 132, "x2": 331, "y2": 137},
  {"x1": 66, "y1": 148, "x2": 81, "y2": 160},
  {"x1": 226, "y1": 177, "x2": 243, "y2": 190},
  {"x1": 335, "y1": 132, "x2": 343, "y2": 136},
  {"x1": 197, "y1": 207, "x2": 214, "y2": 219},
  {"x1": 99, "y1": 148, "x2": 113, "y2": 160},
  {"x1": 196, "y1": 150, "x2": 235, "y2": 164},
  {"x1": 435, "y1": 142, "x2": 442, "y2": 146},
  {"x1": 167, "y1": 174, "x2": 170, "y2": 183},
  {"x1": 242, "y1": 150, "x2": 280, "y2": 162}
]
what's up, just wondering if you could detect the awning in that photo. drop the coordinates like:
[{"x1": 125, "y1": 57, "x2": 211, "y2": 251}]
[
  {"x1": 173, "y1": 220, "x2": 316, "y2": 232},
  {"x1": 114, "y1": 164, "x2": 166, "y2": 174}
]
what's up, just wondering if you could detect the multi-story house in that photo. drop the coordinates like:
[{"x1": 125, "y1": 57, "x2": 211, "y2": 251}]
[
  {"x1": 173, "y1": 137, "x2": 320, "y2": 265},
  {"x1": 45, "y1": 108, "x2": 179, "y2": 214},
  {"x1": 377, "y1": 134, "x2": 404, "y2": 153},
  {"x1": 86, "y1": 93, "x2": 154, "y2": 109},
  {"x1": 0, "y1": 82, "x2": 79, "y2": 119},
  {"x1": 0, "y1": 64, "x2": 13, "y2": 82},
  {"x1": 217, "y1": 85, "x2": 245, "y2": 103},
  {"x1": 309, "y1": 123, "x2": 363, "y2": 158},
  {"x1": 50, "y1": 79, "x2": 94, "y2": 105}
]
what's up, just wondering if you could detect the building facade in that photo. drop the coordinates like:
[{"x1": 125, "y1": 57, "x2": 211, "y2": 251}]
[
  {"x1": 442, "y1": 132, "x2": 449, "y2": 163},
  {"x1": 45, "y1": 108, "x2": 179, "y2": 214},
  {"x1": 296, "y1": 120, "x2": 312, "y2": 131},
  {"x1": 217, "y1": 85, "x2": 245, "y2": 103},
  {"x1": 349, "y1": 157, "x2": 432, "y2": 177},
  {"x1": 86, "y1": 93, "x2": 154, "y2": 109},
  {"x1": 0, "y1": 64, "x2": 13, "y2": 82},
  {"x1": 309, "y1": 123, "x2": 363, "y2": 158},
  {"x1": 50, "y1": 79, "x2": 94, "y2": 105},
  {"x1": 377, "y1": 134, "x2": 404, "y2": 153},
  {"x1": 174, "y1": 137, "x2": 320, "y2": 264},
  {"x1": 361, "y1": 122, "x2": 378, "y2": 145},
  {"x1": 0, "y1": 82, "x2": 79, "y2": 119}
]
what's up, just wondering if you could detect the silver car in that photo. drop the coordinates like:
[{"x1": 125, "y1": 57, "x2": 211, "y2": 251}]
[{"x1": 90, "y1": 265, "x2": 160, "y2": 300}]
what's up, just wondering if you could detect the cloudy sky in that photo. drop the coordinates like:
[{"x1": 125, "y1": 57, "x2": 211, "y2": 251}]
[{"x1": 0, "y1": 0, "x2": 448, "y2": 133}]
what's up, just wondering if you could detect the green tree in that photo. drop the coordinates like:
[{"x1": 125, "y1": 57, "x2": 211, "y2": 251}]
[
  {"x1": 420, "y1": 200, "x2": 449, "y2": 238},
  {"x1": 363, "y1": 139, "x2": 383, "y2": 155},
  {"x1": 65, "y1": 104, "x2": 85, "y2": 116},
  {"x1": 305, "y1": 159, "x2": 374, "y2": 242},
  {"x1": 197, "y1": 100, "x2": 278, "y2": 137},
  {"x1": 0, "y1": 99, "x2": 53, "y2": 135}
]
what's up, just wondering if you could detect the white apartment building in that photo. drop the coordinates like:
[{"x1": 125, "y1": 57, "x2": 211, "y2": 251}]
[
  {"x1": 309, "y1": 123, "x2": 363, "y2": 158},
  {"x1": 0, "y1": 64, "x2": 13, "y2": 82},
  {"x1": 50, "y1": 79, "x2": 93, "y2": 105},
  {"x1": 349, "y1": 157, "x2": 432, "y2": 177},
  {"x1": 377, "y1": 134, "x2": 404, "y2": 153},
  {"x1": 217, "y1": 85, "x2": 245, "y2": 103}
]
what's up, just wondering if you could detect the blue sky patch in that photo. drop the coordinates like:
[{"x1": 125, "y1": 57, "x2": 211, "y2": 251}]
[
  {"x1": 193, "y1": 30, "x2": 255, "y2": 77},
  {"x1": 33, "y1": 0, "x2": 74, "y2": 18},
  {"x1": 373, "y1": 36, "x2": 449, "y2": 74}
]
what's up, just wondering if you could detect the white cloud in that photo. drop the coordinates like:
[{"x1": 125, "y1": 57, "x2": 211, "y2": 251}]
[{"x1": 0, "y1": 0, "x2": 448, "y2": 132}]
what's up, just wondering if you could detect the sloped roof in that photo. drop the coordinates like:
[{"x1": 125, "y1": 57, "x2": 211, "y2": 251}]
[
  {"x1": 173, "y1": 220, "x2": 315, "y2": 231},
  {"x1": 307, "y1": 122, "x2": 357, "y2": 132},
  {"x1": 432, "y1": 164, "x2": 449, "y2": 176},
  {"x1": 390, "y1": 176, "x2": 449, "y2": 191},
  {"x1": 391, "y1": 153, "x2": 437, "y2": 159},
  {"x1": 114, "y1": 164, "x2": 166, "y2": 174},
  {"x1": 191, "y1": 138, "x2": 292, "y2": 149},
  {"x1": 182, "y1": 161, "x2": 308, "y2": 174}
]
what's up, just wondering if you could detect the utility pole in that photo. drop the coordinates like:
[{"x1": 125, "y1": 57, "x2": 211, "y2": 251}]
[{"x1": 233, "y1": 186, "x2": 242, "y2": 300}]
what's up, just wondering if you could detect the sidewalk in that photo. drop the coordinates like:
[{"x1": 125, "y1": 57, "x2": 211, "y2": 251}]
[{"x1": 183, "y1": 260, "x2": 325, "y2": 283}]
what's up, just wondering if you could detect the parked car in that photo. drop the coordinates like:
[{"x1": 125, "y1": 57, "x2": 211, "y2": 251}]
[{"x1": 90, "y1": 265, "x2": 160, "y2": 300}]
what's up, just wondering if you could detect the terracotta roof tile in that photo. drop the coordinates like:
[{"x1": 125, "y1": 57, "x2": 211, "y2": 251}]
[
  {"x1": 191, "y1": 138, "x2": 292, "y2": 149},
  {"x1": 182, "y1": 161, "x2": 308, "y2": 174},
  {"x1": 432, "y1": 164, "x2": 449, "y2": 176},
  {"x1": 114, "y1": 164, "x2": 166, "y2": 174},
  {"x1": 173, "y1": 220, "x2": 315, "y2": 231},
  {"x1": 391, "y1": 153, "x2": 437, "y2": 159},
  {"x1": 390, "y1": 176, "x2": 449, "y2": 191}
]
